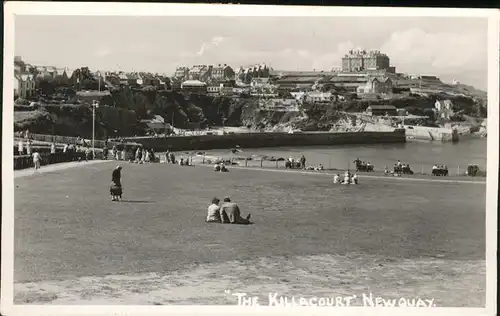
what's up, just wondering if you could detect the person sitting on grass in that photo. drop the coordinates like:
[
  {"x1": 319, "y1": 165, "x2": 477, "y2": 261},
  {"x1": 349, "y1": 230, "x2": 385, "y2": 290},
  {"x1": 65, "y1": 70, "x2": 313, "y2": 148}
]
[
  {"x1": 220, "y1": 197, "x2": 252, "y2": 225},
  {"x1": 333, "y1": 173, "x2": 340, "y2": 184},
  {"x1": 342, "y1": 171, "x2": 351, "y2": 184},
  {"x1": 351, "y1": 172, "x2": 358, "y2": 185},
  {"x1": 214, "y1": 163, "x2": 221, "y2": 172},
  {"x1": 220, "y1": 162, "x2": 228, "y2": 172},
  {"x1": 110, "y1": 165, "x2": 123, "y2": 202},
  {"x1": 206, "y1": 197, "x2": 221, "y2": 223}
]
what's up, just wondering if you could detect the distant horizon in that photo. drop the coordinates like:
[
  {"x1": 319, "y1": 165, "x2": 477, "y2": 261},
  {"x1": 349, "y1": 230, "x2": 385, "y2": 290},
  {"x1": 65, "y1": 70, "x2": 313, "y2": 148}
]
[{"x1": 15, "y1": 15, "x2": 488, "y2": 91}]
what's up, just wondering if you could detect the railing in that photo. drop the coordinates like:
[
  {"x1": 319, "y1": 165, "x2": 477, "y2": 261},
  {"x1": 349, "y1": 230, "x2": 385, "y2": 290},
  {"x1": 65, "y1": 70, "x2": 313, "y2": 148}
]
[
  {"x1": 190, "y1": 154, "x2": 486, "y2": 178},
  {"x1": 14, "y1": 152, "x2": 88, "y2": 170}
]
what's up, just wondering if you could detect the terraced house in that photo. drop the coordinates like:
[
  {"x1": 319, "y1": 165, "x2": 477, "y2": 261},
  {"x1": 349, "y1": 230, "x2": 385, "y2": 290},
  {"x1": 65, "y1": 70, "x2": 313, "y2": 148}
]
[{"x1": 211, "y1": 64, "x2": 235, "y2": 82}]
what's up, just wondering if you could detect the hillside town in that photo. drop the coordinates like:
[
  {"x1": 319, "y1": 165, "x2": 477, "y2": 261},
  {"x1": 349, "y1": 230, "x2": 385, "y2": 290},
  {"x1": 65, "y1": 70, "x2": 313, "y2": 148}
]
[{"x1": 13, "y1": 49, "x2": 487, "y2": 138}]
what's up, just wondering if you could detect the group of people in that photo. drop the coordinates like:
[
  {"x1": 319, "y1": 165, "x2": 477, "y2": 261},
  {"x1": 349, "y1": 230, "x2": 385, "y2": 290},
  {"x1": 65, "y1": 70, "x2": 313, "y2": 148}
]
[
  {"x1": 333, "y1": 171, "x2": 358, "y2": 185},
  {"x1": 285, "y1": 155, "x2": 307, "y2": 169},
  {"x1": 133, "y1": 147, "x2": 156, "y2": 164},
  {"x1": 206, "y1": 197, "x2": 252, "y2": 225},
  {"x1": 110, "y1": 145, "x2": 127, "y2": 161},
  {"x1": 213, "y1": 162, "x2": 229, "y2": 172},
  {"x1": 17, "y1": 139, "x2": 32, "y2": 156},
  {"x1": 353, "y1": 158, "x2": 373, "y2": 172},
  {"x1": 432, "y1": 164, "x2": 448, "y2": 171}
]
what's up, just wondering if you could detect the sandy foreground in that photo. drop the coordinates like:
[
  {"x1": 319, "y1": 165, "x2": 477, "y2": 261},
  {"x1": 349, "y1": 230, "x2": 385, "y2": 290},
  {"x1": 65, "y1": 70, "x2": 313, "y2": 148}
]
[{"x1": 14, "y1": 253, "x2": 484, "y2": 306}]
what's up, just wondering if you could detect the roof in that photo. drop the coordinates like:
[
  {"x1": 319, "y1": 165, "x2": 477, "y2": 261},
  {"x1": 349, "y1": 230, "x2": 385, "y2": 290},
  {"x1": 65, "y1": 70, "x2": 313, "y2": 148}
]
[
  {"x1": 251, "y1": 78, "x2": 270, "y2": 83},
  {"x1": 368, "y1": 76, "x2": 392, "y2": 83},
  {"x1": 213, "y1": 64, "x2": 232, "y2": 71},
  {"x1": 182, "y1": 80, "x2": 207, "y2": 86},
  {"x1": 189, "y1": 65, "x2": 208, "y2": 73},
  {"x1": 367, "y1": 105, "x2": 397, "y2": 110}
]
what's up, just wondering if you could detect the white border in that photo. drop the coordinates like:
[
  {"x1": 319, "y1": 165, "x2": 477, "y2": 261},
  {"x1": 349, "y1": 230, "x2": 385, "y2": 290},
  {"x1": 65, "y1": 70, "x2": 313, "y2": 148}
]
[{"x1": 2, "y1": 3, "x2": 499, "y2": 316}]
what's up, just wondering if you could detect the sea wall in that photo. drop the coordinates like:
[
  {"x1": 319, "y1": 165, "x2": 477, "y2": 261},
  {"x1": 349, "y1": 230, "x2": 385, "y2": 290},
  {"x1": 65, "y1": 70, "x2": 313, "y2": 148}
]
[
  {"x1": 404, "y1": 126, "x2": 458, "y2": 142},
  {"x1": 119, "y1": 130, "x2": 406, "y2": 152}
]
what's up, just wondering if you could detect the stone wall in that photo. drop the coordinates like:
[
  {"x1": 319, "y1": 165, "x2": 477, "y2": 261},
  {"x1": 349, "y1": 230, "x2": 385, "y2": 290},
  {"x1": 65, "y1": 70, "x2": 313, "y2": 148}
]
[{"x1": 121, "y1": 130, "x2": 406, "y2": 152}]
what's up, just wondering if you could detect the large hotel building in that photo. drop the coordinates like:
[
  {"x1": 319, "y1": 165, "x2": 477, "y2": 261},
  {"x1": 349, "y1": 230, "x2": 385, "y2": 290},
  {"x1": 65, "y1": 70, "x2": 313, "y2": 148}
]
[{"x1": 341, "y1": 50, "x2": 395, "y2": 73}]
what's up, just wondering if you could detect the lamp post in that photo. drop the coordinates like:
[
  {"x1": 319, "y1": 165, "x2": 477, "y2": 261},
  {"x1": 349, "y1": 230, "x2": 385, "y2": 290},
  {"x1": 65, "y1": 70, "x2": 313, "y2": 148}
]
[{"x1": 92, "y1": 100, "x2": 99, "y2": 159}]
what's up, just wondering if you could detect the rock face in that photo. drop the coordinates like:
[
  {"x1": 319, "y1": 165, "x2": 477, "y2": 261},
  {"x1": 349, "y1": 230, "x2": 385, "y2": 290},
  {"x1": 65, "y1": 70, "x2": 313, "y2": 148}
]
[{"x1": 13, "y1": 90, "x2": 486, "y2": 137}]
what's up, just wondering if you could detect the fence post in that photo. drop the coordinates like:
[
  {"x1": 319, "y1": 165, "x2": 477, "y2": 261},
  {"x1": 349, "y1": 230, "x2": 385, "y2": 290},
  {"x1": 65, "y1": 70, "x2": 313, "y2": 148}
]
[
  {"x1": 202, "y1": 155, "x2": 205, "y2": 164},
  {"x1": 457, "y1": 165, "x2": 460, "y2": 176},
  {"x1": 245, "y1": 158, "x2": 248, "y2": 167},
  {"x1": 275, "y1": 160, "x2": 278, "y2": 168},
  {"x1": 260, "y1": 158, "x2": 263, "y2": 168},
  {"x1": 421, "y1": 164, "x2": 424, "y2": 175}
]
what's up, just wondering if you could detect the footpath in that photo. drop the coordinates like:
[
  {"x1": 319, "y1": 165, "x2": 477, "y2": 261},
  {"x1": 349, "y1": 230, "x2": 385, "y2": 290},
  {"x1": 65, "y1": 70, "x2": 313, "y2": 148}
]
[{"x1": 14, "y1": 160, "x2": 112, "y2": 179}]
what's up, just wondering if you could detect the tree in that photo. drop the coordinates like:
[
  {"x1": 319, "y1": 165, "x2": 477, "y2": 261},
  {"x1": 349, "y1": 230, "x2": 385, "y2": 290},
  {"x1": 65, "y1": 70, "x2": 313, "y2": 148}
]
[{"x1": 36, "y1": 77, "x2": 57, "y2": 95}]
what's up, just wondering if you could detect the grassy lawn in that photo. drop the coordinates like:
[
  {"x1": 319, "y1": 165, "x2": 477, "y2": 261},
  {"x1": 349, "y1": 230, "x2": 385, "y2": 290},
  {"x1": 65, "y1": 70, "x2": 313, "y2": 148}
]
[{"x1": 14, "y1": 161, "x2": 486, "y2": 305}]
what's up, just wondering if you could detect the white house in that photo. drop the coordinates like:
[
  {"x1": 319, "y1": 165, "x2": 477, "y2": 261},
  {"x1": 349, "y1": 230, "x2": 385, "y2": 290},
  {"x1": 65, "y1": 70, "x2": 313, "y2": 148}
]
[
  {"x1": 305, "y1": 91, "x2": 335, "y2": 103},
  {"x1": 14, "y1": 74, "x2": 36, "y2": 99},
  {"x1": 434, "y1": 99, "x2": 454, "y2": 120},
  {"x1": 357, "y1": 77, "x2": 393, "y2": 94}
]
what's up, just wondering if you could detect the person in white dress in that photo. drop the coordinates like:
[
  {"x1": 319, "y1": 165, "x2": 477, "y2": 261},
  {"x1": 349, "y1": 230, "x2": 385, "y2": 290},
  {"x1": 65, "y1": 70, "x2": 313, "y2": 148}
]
[
  {"x1": 33, "y1": 152, "x2": 41, "y2": 170},
  {"x1": 333, "y1": 174, "x2": 340, "y2": 184},
  {"x1": 18, "y1": 140, "x2": 24, "y2": 155},
  {"x1": 26, "y1": 140, "x2": 32, "y2": 156},
  {"x1": 351, "y1": 172, "x2": 358, "y2": 185},
  {"x1": 342, "y1": 171, "x2": 350, "y2": 184}
]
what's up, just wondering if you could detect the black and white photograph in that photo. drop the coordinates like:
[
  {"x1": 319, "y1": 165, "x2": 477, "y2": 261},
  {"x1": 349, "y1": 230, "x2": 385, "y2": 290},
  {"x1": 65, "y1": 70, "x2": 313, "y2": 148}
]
[{"x1": 2, "y1": 2, "x2": 498, "y2": 315}]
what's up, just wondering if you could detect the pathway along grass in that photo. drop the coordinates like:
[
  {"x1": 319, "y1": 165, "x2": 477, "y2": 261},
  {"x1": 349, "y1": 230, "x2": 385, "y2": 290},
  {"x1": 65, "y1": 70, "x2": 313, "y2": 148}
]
[{"x1": 14, "y1": 161, "x2": 486, "y2": 305}]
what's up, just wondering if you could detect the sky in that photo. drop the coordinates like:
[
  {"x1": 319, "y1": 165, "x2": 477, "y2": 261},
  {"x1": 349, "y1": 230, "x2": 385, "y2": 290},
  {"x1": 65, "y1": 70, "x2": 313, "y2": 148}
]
[{"x1": 15, "y1": 15, "x2": 488, "y2": 90}]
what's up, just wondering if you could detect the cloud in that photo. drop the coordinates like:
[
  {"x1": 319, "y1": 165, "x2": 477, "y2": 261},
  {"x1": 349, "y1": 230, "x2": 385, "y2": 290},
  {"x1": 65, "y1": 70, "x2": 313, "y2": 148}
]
[
  {"x1": 196, "y1": 36, "x2": 227, "y2": 56},
  {"x1": 94, "y1": 47, "x2": 112, "y2": 57},
  {"x1": 380, "y1": 28, "x2": 486, "y2": 75}
]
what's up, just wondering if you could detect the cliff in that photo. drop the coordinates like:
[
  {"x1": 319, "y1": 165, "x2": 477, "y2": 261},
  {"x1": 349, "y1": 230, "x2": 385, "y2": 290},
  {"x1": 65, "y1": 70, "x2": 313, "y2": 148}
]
[{"x1": 13, "y1": 87, "x2": 486, "y2": 138}]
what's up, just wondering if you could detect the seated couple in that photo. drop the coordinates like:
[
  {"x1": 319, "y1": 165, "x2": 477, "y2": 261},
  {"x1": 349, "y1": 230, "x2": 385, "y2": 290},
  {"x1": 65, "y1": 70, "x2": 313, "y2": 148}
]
[
  {"x1": 206, "y1": 197, "x2": 252, "y2": 224},
  {"x1": 214, "y1": 163, "x2": 228, "y2": 172}
]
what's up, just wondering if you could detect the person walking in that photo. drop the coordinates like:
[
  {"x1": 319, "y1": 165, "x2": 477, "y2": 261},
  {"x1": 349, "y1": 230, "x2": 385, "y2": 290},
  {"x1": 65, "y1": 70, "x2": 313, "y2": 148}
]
[
  {"x1": 32, "y1": 151, "x2": 42, "y2": 171},
  {"x1": 110, "y1": 165, "x2": 123, "y2": 201}
]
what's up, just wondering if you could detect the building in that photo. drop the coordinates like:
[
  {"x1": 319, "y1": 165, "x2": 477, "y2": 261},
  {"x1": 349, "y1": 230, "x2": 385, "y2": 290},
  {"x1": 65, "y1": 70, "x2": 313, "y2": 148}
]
[
  {"x1": 14, "y1": 56, "x2": 26, "y2": 74},
  {"x1": 259, "y1": 98, "x2": 300, "y2": 112},
  {"x1": 329, "y1": 73, "x2": 368, "y2": 92},
  {"x1": 366, "y1": 105, "x2": 398, "y2": 116},
  {"x1": 305, "y1": 91, "x2": 335, "y2": 103},
  {"x1": 14, "y1": 74, "x2": 36, "y2": 99},
  {"x1": 140, "y1": 115, "x2": 171, "y2": 133},
  {"x1": 211, "y1": 64, "x2": 235, "y2": 81},
  {"x1": 207, "y1": 83, "x2": 234, "y2": 96},
  {"x1": 188, "y1": 65, "x2": 213, "y2": 81},
  {"x1": 435, "y1": 99, "x2": 454, "y2": 120},
  {"x1": 236, "y1": 64, "x2": 271, "y2": 83},
  {"x1": 356, "y1": 77, "x2": 393, "y2": 94},
  {"x1": 174, "y1": 67, "x2": 190, "y2": 79},
  {"x1": 181, "y1": 80, "x2": 207, "y2": 94},
  {"x1": 397, "y1": 108, "x2": 408, "y2": 116},
  {"x1": 342, "y1": 50, "x2": 392, "y2": 72}
]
